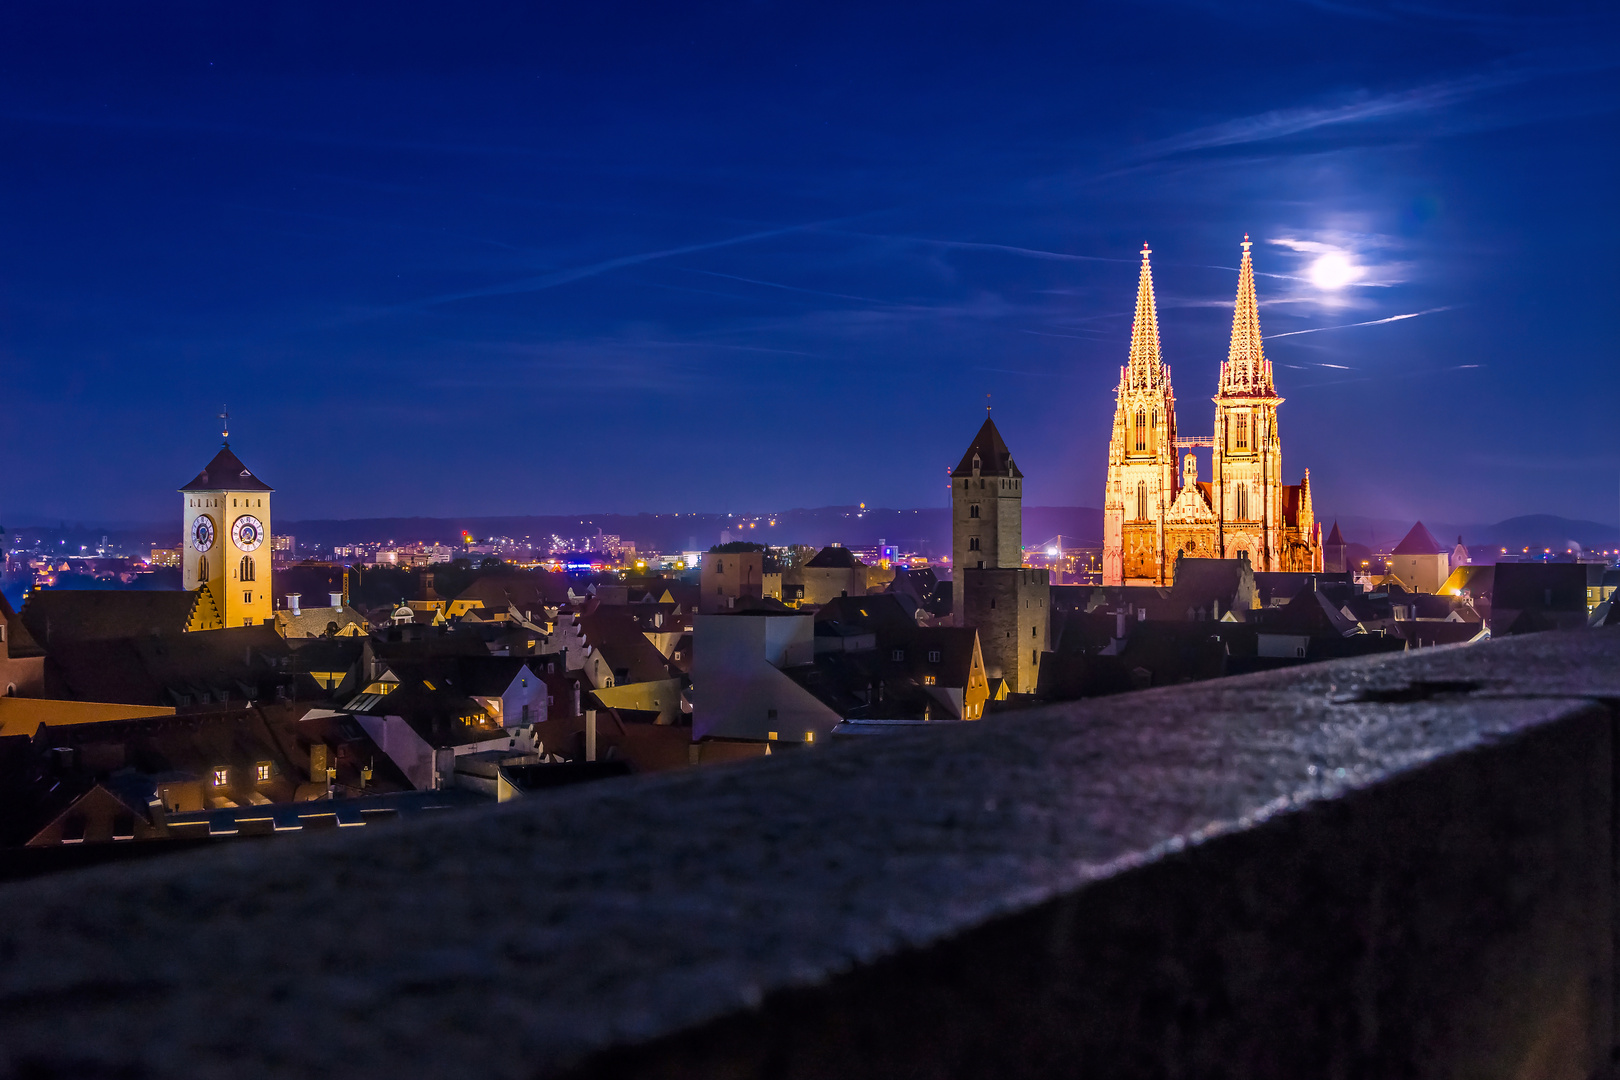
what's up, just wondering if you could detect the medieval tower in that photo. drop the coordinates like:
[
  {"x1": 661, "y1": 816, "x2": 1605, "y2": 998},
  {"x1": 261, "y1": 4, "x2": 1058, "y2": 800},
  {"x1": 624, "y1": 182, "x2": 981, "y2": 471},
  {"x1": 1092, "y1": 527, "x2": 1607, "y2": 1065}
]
[
  {"x1": 1103, "y1": 245, "x2": 1181, "y2": 586},
  {"x1": 951, "y1": 415, "x2": 1047, "y2": 694},
  {"x1": 1211, "y1": 236, "x2": 1319, "y2": 572},
  {"x1": 182, "y1": 434, "x2": 273, "y2": 630}
]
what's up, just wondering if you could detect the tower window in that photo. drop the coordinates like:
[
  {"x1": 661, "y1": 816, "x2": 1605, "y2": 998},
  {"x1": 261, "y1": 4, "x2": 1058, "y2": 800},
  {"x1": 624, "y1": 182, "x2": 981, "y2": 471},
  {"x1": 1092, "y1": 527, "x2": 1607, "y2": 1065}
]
[
  {"x1": 1236, "y1": 413, "x2": 1249, "y2": 450},
  {"x1": 1237, "y1": 483, "x2": 1250, "y2": 520},
  {"x1": 198, "y1": 556, "x2": 209, "y2": 581},
  {"x1": 239, "y1": 556, "x2": 255, "y2": 582},
  {"x1": 969, "y1": 505, "x2": 980, "y2": 519},
  {"x1": 1136, "y1": 481, "x2": 1148, "y2": 521},
  {"x1": 969, "y1": 537, "x2": 980, "y2": 551},
  {"x1": 1134, "y1": 409, "x2": 1147, "y2": 452}
]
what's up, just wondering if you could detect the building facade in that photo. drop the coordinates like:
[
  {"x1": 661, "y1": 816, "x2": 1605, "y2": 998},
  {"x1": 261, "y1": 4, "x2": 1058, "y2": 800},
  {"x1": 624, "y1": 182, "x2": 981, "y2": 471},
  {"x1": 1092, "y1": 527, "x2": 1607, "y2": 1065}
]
[
  {"x1": 960, "y1": 567, "x2": 1049, "y2": 694},
  {"x1": 950, "y1": 416, "x2": 1024, "y2": 626},
  {"x1": 182, "y1": 443, "x2": 274, "y2": 630},
  {"x1": 1103, "y1": 239, "x2": 1321, "y2": 585}
]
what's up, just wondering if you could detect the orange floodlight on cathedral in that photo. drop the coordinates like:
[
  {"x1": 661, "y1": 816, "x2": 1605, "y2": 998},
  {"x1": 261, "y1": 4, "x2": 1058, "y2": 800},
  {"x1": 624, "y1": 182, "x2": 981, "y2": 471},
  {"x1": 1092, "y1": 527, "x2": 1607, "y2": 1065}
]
[{"x1": 1101, "y1": 237, "x2": 1322, "y2": 587}]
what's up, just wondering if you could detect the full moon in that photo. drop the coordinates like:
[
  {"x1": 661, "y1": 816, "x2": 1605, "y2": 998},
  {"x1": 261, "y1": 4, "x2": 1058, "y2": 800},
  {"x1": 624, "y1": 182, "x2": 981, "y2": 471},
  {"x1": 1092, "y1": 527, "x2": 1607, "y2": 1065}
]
[{"x1": 1309, "y1": 252, "x2": 1361, "y2": 290}]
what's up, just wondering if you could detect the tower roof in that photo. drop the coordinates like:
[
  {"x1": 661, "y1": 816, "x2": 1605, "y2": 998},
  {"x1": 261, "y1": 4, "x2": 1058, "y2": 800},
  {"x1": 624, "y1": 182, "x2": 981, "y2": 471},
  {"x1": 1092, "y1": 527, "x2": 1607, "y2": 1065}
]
[
  {"x1": 951, "y1": 416, "x2": 1022, "y2": 479},
  {"x1": 1122, "y1": 243, "x2": 1168, "y2": 391},
  {"x1": 1325, "y1": 521, "x2": 1345, "y2": 546},
  {"x1": 1392, "y1": 521, "x2": 1448, "y2": 555},
  {"x1": 1218, "y1": 235, "x2": 1275, "y2": 397},
  {"x1": 181, "y1": 445, "x2": 273, "y2": 492}
]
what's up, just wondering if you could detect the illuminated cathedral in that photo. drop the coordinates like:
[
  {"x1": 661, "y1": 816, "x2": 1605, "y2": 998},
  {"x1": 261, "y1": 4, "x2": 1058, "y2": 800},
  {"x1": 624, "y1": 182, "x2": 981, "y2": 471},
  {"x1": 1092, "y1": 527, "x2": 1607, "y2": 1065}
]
[{"x1": 1102, "y1": 239, "x2": 1322, "y2": 587}]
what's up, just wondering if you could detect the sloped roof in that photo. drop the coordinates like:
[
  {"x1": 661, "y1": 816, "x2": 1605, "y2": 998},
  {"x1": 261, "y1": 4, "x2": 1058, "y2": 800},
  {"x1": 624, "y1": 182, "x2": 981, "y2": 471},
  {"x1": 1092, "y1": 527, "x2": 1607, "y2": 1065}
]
[
  {"x1": 21, "y1": 590, "x2": 201, "y2": 646},
  {"x1": 951, "y1": 417, "x2": 1022, "y2": 479},
  {"x1": 578, "y1": 609, "x2": 676, "y2": 685},
  {"x1": 805, "y1": 545, "x2": 864, "y2": 569},
  {"x1": 1325, "y1": 522, "x2": 1345, "y2": 546},
  {"x1": 1392, "y1": 521, "x2": 1449, "y2": 555},
  {"x1": 181, "y1": 445, "x2": 273, "y2": 492}
]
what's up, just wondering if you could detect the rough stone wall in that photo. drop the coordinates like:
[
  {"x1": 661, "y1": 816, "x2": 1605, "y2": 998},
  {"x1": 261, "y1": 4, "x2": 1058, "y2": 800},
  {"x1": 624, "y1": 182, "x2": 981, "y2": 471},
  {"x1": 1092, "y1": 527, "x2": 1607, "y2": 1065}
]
[
  {"x1": 963, "y1": 568, "x2": 1049, "y2": 691},
  {"x1": 0, "y1": 631, "x2": 1615, "y2": 1079}
]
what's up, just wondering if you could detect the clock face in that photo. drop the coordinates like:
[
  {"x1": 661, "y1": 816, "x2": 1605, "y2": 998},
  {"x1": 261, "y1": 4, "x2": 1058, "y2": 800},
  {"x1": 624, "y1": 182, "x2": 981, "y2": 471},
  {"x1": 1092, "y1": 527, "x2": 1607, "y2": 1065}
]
[
  {"x1": 232, "y1": 515, "x2": 266, "y2": 552},
  {"x1": 191, "y1": 515, "x2": 216, "y2": 553}
]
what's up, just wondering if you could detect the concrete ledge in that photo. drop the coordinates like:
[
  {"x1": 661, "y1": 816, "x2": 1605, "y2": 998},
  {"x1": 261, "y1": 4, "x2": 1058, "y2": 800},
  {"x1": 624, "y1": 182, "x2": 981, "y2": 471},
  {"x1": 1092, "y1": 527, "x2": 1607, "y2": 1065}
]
[{"x1": 0, "y1": 630, "x2": 1617, "y2": 1079}]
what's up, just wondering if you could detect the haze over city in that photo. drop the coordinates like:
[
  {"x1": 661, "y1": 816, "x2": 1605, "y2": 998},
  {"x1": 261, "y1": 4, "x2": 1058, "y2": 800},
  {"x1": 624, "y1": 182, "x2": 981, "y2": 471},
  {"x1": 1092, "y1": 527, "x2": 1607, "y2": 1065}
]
[{"x1": 1, "y1": 1, "x2": 1616, "y2": 527}]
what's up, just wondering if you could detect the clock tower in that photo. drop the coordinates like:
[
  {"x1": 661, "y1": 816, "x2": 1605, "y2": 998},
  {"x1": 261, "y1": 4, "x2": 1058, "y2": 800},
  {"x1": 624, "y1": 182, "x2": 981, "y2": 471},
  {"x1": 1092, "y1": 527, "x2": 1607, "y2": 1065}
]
[{"x1": 181, "y1": 437, "x2": 273, "y2": 630}]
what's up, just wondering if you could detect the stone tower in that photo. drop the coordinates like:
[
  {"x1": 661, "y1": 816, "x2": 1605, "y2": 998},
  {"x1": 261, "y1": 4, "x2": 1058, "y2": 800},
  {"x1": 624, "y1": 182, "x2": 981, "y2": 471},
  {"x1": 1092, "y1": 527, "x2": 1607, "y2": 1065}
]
[
  {"x1": 951, "y1": 414, "x2": 1047, "y2": 694},
  {"x1": 1212, "y1": 236, "x2": 1285, "y2": 569},
  {"x1": 951, "y1": 415, "x2": 1023, "y2": 626},
  {"x1": 182, "y1": 439, "x2": 273, "y2": 630},
  {"x1": 1103, "y1": 244, "x2": 1180, "y2": 586}
]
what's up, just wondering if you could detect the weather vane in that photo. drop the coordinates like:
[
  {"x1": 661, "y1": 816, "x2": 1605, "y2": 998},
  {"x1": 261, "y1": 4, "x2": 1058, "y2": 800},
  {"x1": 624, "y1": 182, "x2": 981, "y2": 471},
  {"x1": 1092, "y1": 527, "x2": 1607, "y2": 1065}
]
[{"x1": 219, "y1": 405, "x2": 230, "y2": 444}]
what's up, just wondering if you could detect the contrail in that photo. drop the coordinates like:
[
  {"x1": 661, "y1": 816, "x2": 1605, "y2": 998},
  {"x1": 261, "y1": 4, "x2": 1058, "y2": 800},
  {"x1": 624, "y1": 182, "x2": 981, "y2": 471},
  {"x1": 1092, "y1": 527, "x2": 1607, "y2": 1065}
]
[
  {"x1": 1265, "y1": 306, "x2": 1452, "y2": 339},
  {"x1": 407, "y1": 219, "x2": 841, "y2": 309}
]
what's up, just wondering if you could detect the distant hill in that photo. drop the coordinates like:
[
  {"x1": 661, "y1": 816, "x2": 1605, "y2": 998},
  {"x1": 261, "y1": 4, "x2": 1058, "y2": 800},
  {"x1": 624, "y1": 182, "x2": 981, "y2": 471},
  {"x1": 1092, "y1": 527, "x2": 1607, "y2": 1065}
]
[{"x1": 1331, "y1": 514, "x2": 1619, "y2": 554}]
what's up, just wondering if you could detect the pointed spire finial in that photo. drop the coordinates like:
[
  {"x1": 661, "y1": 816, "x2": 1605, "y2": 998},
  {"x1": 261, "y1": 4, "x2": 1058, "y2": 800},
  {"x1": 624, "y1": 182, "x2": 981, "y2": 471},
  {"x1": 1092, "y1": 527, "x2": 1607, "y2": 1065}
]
[
  {"x1": 1126, "y1": 243, "x2": 1164, "y2": 387},
  {"x1": 1220, "y1": 236, "x2": 1272, "y2": 396},
  {"x1": 986, "y1": 392, "x2": 992, "y2": 414},
  {"x1": 219, "y1": 405, "x2": 231, "y2": 445}
]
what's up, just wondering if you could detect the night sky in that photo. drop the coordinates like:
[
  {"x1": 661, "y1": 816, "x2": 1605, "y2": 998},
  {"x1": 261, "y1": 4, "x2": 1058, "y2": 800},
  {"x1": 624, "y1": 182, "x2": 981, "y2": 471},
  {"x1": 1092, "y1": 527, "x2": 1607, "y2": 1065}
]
[{"x1": 1, "y1": 2, "x2": 1616, "y2": 527}]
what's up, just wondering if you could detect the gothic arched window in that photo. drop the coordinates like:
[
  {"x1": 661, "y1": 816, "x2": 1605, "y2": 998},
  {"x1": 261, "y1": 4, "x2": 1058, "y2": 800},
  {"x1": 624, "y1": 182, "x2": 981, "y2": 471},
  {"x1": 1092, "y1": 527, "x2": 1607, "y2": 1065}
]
[
  {"x1": 240, "y1": 556, "x2": 255, "y2": 582},
  {"x1": 1134, "y1": 409, "x2": 1147, "y2": 452},
  {"x1": 1236, "y1": 483, "x2": 1250, "y2": 520},
  {"x1": 969, "y1": 505, "x2": 980, "y2": 519},
  {"x1": 1136, "y1": 481, "x2": 1148, "y2": 520},
  {"x1": 1236, "y1": 413, "x2": 1249, "y2": 450}
]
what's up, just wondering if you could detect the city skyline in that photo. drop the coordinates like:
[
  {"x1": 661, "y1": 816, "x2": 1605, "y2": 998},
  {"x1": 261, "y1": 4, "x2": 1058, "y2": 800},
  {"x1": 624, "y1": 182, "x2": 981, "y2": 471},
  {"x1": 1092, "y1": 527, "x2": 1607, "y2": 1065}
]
[{"x1": 1, "y1": 2, "x2": 1616, "y2": 524}]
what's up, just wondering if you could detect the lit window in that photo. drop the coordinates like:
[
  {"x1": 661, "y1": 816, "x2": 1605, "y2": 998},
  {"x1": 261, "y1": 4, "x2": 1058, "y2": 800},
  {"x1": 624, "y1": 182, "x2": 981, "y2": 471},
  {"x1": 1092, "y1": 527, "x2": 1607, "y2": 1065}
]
[
  {"x1": 923, "y1": 675, "x2": 936, "y2": 685},
  {"x1": 255, "y1": 762, "x2": 271, "y2": 784},
  {"x1": 212, "y1": 767, "x2": 228, "y2": 787}
]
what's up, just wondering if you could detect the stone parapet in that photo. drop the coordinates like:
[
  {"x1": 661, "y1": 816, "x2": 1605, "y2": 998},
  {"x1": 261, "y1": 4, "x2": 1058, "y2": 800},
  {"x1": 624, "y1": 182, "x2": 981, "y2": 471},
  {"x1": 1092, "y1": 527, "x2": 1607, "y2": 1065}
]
[{"x1": 1, "y1": 630, "x2": 1618, "y2": 1078}]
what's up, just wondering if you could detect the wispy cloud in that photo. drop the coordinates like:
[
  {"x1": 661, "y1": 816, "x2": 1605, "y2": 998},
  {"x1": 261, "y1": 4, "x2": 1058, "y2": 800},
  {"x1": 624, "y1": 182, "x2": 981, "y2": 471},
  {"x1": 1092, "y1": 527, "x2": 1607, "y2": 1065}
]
[
  {"x1": 1127, "y1": 55, "x2": 1613, "y2": 160},
  {"x1": 836, "y1": 231, "x2": 1132, "y2": 265},
  {"x1": 1265, "y1": 306, "x2": 1452, "y2": 338},
  {"x1": 402, "y1": 220, "x2": 842, "y2": 310}
]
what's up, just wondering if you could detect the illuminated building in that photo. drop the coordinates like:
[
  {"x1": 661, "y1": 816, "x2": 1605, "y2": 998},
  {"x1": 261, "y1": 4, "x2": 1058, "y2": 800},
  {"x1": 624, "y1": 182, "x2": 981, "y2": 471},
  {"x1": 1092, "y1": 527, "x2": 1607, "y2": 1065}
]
[
  {"x1": 1103, "y1": 240, "x2": 1322, "y2": 586},
  {"x1": 181, "y1": 425, "x2": 273, "y2": 630}
]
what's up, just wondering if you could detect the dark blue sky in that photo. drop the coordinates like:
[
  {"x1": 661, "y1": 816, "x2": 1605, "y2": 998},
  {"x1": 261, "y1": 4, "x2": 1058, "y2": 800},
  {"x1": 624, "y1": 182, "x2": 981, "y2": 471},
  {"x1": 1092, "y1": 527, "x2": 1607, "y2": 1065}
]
[{"x1": 1, "y1": 1, "x2": 1616, "y2": 526}]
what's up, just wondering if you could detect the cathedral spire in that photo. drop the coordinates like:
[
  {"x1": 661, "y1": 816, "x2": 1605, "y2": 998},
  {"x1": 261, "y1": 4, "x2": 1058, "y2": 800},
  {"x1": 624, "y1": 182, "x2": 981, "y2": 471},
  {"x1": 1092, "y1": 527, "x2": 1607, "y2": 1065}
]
[
  {"x1": 1125, "y1": 243, "x2": 1166, "y2": 390},
  {"x1": 1220, "y1": 235, "x2": 1274, "y2": 396}
]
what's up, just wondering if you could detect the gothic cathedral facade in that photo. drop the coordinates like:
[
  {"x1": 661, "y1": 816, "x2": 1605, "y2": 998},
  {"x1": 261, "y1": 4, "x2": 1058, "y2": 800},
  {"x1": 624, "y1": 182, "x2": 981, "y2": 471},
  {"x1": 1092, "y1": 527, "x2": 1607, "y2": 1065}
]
[
  {"x1": 182, "y1": 443, "x2": 274, "y2": 629},
  {"x1": 1103, "y1": 240, "x2": 1321, "y2": 586}
]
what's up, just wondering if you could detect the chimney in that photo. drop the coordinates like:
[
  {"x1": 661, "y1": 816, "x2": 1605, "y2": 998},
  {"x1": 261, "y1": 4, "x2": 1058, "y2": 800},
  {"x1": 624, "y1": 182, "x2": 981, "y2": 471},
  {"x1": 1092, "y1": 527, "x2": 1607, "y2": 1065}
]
[
  {"x1": 1116, "y1": 608, "x2": 1127, "y2": 639},
  {"x1": 584, "y1": 709, "x2": 597, "y2": 762},
  {"x1": 329, "y1": 592, "x2": 343, "y2": 608},
  {"x1": 286, "y1": 593, "x2": 301, "y2": 616}
]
